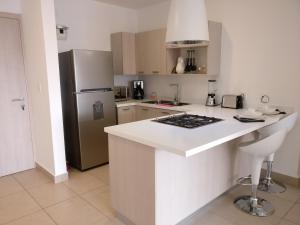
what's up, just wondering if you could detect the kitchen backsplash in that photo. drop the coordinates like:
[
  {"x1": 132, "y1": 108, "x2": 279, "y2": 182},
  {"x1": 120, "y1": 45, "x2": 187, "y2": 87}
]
[
  {"x1": 114, "y1": 75, "x2": 139, "y2": 87},
  {"x1": 114, "y1": 74, "x2": 217, "y2": 104}
]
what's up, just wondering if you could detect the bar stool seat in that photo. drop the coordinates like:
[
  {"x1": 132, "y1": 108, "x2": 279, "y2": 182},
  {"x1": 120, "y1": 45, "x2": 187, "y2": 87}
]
[
  {"x1": 234, "y1": 129, "x2": 287, "y2": 217},
  {"x1": 257, "y1": 113, "x2": 298, "y2": 193}
]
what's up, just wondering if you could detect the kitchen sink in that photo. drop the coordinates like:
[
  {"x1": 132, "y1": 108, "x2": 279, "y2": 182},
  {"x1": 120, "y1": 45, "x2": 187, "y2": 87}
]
[{"x1": 142, "y1": 100, "x2": 190, "y2": 106}]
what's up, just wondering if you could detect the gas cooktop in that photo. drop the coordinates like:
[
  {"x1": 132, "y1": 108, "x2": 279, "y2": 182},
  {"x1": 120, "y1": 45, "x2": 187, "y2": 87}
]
[{"x1": 153, "y1": 114, "x2": 223, "y2": 129}]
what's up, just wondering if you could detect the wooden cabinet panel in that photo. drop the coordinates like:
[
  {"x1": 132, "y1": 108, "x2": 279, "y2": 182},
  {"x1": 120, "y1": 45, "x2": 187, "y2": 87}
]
[
  {"x1": 111, "y1": 32, "x2": 136, "y2": 75},
  {"x1": 113, "y1": 20, "x2": 221, "y2": 76},
  {"x1": 117, "y1": 105, "x2": 181, "y2": 124},
  {"x1": 207, "y1": 21, "x2": 222, "y2": 75},
  {"x1": 135, "y1": 29, "x2": 167, "y2": 75},
  {"x1": 135, "y1": 32, "x2": 147, "y2": 75},
  {"x1": 156, "y1": 109, "x2": 181, "y2": 117},
  {"x1": 165, "y1": 21, "x2": 222, "y2": 76},
  {"x1": 117, "y1": 106, "x2": 136, "y2": 124},
  {"x1": 136, "y1": 106, "x2": 158, "y2": 121}
]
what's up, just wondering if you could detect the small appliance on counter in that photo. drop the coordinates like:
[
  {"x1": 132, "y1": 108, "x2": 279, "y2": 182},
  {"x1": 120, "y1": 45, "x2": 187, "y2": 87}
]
[
  {"x1": 206, "y1": 80, "x2": 218, "y2": 107},
  {"x1": 114, "y1": 86, "x2": 129, "y2": 102},
  {"x1": 133, "y1": 80, "x2": 144, "y2": 100},
  {"x1": 221, "y1": 94, "x2": 244, "y2": 109}
]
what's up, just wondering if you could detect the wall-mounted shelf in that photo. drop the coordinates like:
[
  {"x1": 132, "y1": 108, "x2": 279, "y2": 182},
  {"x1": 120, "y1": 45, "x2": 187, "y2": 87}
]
[
  {"x1": 165, "y1": 42, "x2": 209, "y2": 49},
  {"x1": 166, "y1": 21, "x2": 222, "y2": 76}
]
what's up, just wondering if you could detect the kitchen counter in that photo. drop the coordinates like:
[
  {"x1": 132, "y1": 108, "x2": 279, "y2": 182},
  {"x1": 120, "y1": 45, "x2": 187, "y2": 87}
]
[
  {"x1": 106, "y1": 104, "x2": 281, "y2": 157},
  {"x1": 105, "y1": 103, "x2": 286, "y2": 225}
]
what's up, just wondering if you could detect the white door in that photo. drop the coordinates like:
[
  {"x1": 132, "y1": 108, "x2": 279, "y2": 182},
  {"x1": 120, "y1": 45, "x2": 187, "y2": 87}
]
[{"x1": 0, "y1": 15, "x2": 34, "y2": 177}]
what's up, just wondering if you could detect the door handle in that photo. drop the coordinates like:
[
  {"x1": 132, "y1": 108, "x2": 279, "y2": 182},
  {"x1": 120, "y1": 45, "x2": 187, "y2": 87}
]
[
  {"x1": 12, "y1": 98, "x2": 24, "y2": 102},
  {"x1": 11, "y1": 98, "x2": 25, "y2": 111}
]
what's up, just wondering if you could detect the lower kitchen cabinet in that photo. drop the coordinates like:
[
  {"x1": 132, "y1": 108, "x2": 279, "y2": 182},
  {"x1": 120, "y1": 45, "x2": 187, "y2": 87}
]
[
  {"x1": 136, "y1": 106, "x2": 158, "y2": 121},
  {"x1": 117, "y1": 106, "x2": 136, "y2": 124},
  {"x1": 156, "y1": 109, "x2": 180, "y2": 117},
  {"x1": 117, "y1": 105, "x2": 181, "y2": 124}
]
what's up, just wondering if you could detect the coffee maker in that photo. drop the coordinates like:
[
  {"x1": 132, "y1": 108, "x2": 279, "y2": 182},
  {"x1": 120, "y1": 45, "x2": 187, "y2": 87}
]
[
  {"x1": 206, "y1": 80, "x2": 218, "y2": 107},
  {"x1": 133, "y1": 80, "x2": 144, "y2": 100}
]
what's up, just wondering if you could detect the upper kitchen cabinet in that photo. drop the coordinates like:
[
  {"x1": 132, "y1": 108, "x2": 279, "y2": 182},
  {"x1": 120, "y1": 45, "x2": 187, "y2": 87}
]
[
  {"x1": 111, "y1": 32, "x2": 136, "y2": 75},
  {"x1": 166, "y1": 21, "x2": 222, "y2": 76},
  {"x1": 111, "y1": 21, "x2": 221, "y2": 76},
  {"x1": 135, "y1": 29, "x2": 167, "y2": 75}
]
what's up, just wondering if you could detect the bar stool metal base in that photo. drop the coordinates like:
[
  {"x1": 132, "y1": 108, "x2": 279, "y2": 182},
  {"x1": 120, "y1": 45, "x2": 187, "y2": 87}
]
[
  {"x1": 234, "y1": 195, "x2": 275, "y2": 217},
  {"x1": 258, "y1": 178, "x2": 287, "y2": 193}
]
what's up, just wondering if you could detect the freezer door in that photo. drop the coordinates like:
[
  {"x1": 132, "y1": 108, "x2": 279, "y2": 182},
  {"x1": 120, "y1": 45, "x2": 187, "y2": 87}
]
[
  {"x1": 72, "y1": 50, "x2": 114, "y2": 91},
  {"x1": 76, "y1": 91, "x2": 116, "y2": 170}
]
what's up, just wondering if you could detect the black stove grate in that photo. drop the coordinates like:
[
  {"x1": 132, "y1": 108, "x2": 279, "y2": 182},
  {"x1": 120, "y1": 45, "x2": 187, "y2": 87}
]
[{"x1": 153, "y1": 114, "x2": 223, "y2": 129}]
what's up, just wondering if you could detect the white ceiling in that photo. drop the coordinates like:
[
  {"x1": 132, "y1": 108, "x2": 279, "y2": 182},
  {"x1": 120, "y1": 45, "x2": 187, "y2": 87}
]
[{"x1": 93, "y1": 0, "x2": 168, "y2": 9}]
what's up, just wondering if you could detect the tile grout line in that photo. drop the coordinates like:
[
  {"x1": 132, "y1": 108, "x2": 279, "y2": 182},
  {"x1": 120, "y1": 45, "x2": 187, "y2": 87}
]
[
  {"x1": 0, "y1": 176, "x2": 25, "y2": 200},
  {"x1": 280, "y1": 197, "x2": 297, "y2": 220},
  {"x1": 73, "y1": 170, "x2": 117, "y2": 223},
  {"x1": 77, "y1": 191, "x2": 115, "y2": 223},
  {"x1": 10, "y1": 175, "x2": 59, "y2": 225},
  {"x1": 52, "y1": 175, "x2": 113, "y2": 224}
]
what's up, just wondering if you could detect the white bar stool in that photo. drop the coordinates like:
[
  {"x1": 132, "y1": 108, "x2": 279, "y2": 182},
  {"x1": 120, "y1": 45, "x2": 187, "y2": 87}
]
[
  {"x1": 234, "y1": 129, "x2": 287, "y2": 217},
  {"x1": 257, "y1": 113, "x2": 298, "y2": 193}
]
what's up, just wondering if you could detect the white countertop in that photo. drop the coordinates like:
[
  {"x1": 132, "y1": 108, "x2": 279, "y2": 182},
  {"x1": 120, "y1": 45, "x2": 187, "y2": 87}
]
[{"x1": 106, "y1": 102, "x2": 282, "y2": 157}]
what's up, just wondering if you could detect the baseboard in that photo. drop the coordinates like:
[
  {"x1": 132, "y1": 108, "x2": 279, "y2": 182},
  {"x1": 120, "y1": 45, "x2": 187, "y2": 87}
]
[
  {"x1": 35, "y1": 163, "x2": 68, "y2": 183},
  {"x1": 261, "y1": 169, "x2": 300, "y2": 187}
]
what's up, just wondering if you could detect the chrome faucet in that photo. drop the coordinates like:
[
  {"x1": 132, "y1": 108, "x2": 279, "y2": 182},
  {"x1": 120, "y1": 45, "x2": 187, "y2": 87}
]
[{"x1": 170, "y1": 83, "x2": 179, "y2": 105}]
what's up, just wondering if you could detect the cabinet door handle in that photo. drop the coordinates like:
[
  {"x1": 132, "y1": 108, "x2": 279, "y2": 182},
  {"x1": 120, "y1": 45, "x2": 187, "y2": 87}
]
[
  {"x1": 122, "y1": 108, "x2": 130, "y2": 111},
  {"x1": 152, "y1": 71, "x2": 160, "y2": 74},
  {"x1": 142, "y1": 108, "x2": 149, "y2": 111},
  {"x1": 161, "y1": 112, "x2": 170, "y2": 115},
  {"x1": 138, "y1": 71, "x2": 144, "y2": 74}
]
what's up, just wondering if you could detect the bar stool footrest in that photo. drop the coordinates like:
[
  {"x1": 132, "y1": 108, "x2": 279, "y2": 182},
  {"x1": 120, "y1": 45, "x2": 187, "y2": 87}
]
[
  {"x1": 258, "y1": 178, "x2": 287, "y2": 193},
  {"x1": 234, "y1": 195, "x2": 275, "y2": 217},
  {"x1": 236, "y1": 176, "x2": 252, "y2": 186}
]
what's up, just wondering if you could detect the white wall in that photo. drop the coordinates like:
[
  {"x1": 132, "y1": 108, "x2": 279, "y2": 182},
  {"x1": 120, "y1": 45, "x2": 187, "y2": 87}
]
[
  {"x1": 21, "y1": 0, "x2": 67, "y2": 179},
  {"x1": 206, "y1": 0, "x2": 300, "y2": 178},
  {"x1": 54, "y1": 0, "x2": 138, "y2": 52},
  {"x1": 137, "y1": 0, "x2": 300, "y2": 178},
  {"x1": 0, "y1": 0, "x2": 21, "y2": 14},
  {"x1": 137, "y1": 1, "x2": 170, "y2": 32}
]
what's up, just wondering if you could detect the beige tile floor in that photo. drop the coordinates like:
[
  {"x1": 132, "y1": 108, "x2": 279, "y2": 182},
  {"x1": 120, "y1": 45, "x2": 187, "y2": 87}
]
[{"x1": 0, "y1": 165, "x2": 299, "y2": 225}]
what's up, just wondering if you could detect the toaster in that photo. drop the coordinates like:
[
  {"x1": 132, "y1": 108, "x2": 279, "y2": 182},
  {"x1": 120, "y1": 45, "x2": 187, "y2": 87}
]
[{"x1": 221, "y1": 95, "x2": 244, "y2": 109}]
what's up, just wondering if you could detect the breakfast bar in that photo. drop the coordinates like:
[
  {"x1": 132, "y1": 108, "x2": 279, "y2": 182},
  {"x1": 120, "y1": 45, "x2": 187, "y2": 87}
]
[{"x1": 104, "y1": 105, "x2": 282, "y2": 225}]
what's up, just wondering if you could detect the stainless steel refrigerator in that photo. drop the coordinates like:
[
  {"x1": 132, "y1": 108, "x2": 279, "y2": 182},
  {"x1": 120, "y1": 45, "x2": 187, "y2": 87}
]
[{"x1": 59, "y1": 50, "x2": 116, "y2": 171}]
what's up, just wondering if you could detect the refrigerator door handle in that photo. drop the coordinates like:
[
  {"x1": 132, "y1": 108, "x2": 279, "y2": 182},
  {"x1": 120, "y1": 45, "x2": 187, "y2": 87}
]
[{"x1": 74, "y1": 88, "x2": 112, "y2": 95}]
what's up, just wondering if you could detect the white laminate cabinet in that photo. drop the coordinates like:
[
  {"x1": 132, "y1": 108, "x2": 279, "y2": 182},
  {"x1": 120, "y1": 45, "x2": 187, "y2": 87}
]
[{"x1": 117, "y1": 106, "x2": 136, "y2": 124}]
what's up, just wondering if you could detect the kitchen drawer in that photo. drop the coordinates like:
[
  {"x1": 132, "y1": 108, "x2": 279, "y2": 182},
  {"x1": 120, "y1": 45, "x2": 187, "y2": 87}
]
[
  {"x1": 136, "y1": 106, "x2": 157, "y2": 121},
  {"x1": 117, "y1": 106, "x2": 136, "y2": 124},
  {"x1": 156, "y1": 109, "x2": 181, "y2": 117}
]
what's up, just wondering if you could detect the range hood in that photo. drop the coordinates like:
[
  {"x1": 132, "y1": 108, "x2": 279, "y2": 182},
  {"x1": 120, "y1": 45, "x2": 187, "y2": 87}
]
[{"x1": 166, "y1": 0, "x2": 209, "y2": 47}]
